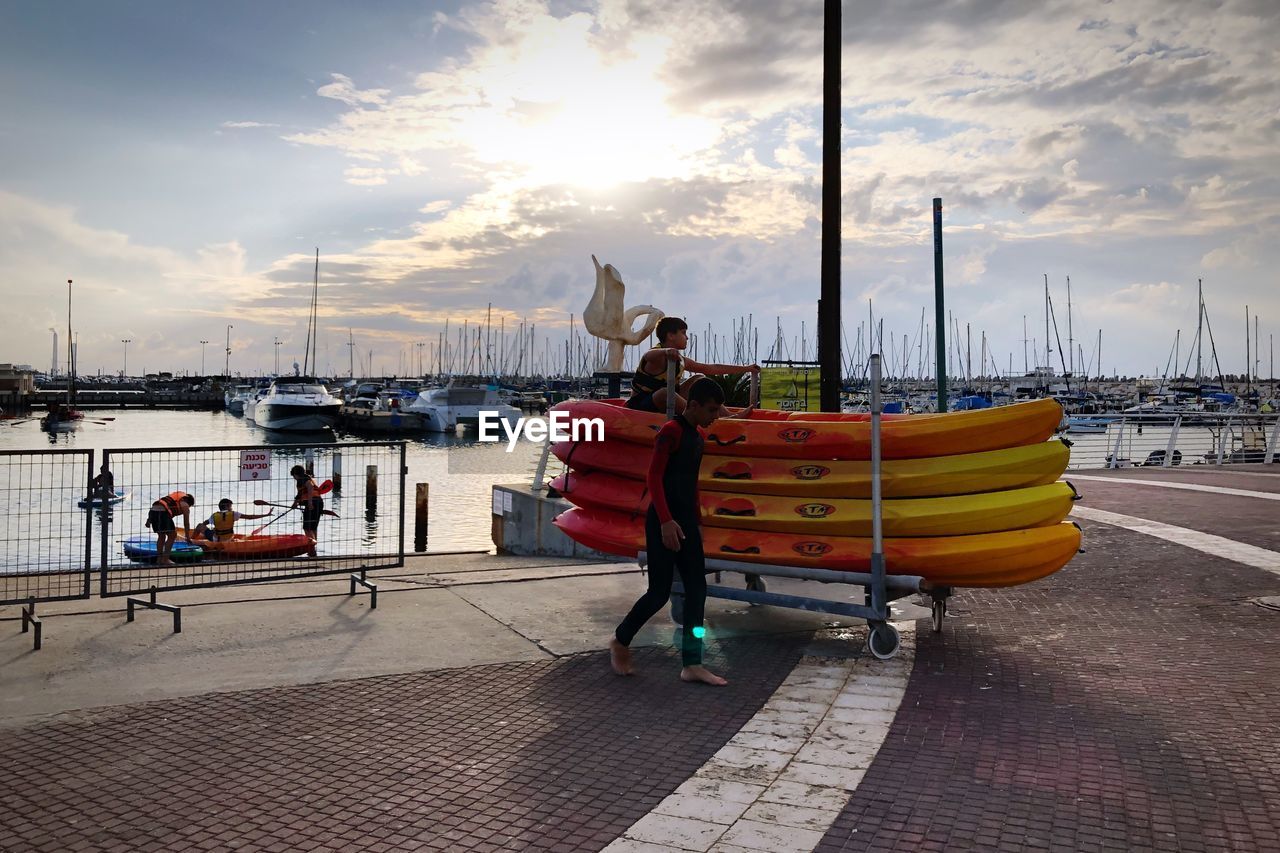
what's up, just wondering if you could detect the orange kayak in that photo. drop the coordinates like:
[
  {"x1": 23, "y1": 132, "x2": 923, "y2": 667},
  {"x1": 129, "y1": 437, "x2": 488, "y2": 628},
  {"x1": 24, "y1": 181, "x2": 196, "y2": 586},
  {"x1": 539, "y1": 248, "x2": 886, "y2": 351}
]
[
  {"x1": 552, "y1": 436, "x2": 1070, "y2": 498},
  {"x1": 550, "y1": 398, "x2": 1062, "y2": 460},
  {"x1": 552, "y1": 505, "x2": 1081, "y2": 588},
  {"x1": 190, "y1": 531, "x2": 312, "y2": 559},
  {"x1": 551, "y1": 470, "x2": 1076, "y2": 537}
]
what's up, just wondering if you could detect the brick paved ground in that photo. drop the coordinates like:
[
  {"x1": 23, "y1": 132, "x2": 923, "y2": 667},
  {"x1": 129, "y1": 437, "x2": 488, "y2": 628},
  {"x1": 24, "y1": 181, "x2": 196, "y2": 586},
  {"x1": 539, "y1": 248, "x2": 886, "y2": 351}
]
[
  {"x1": 818, "y1": 519, "x2": 1280, "y2": 852},
  {"x1": 0, "y1": 635, "x2": 806, "y2": 852}
]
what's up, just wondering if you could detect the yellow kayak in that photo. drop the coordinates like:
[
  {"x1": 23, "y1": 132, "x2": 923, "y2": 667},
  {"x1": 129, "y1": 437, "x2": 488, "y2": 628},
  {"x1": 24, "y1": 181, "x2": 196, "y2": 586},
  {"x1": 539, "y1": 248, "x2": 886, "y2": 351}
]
[
  {"x1": 554, "y1": 470, "x2": 1078, "y2": 537},
  {"x1": 553, "y1": 437, "x2": 1070, "y2": 498}
]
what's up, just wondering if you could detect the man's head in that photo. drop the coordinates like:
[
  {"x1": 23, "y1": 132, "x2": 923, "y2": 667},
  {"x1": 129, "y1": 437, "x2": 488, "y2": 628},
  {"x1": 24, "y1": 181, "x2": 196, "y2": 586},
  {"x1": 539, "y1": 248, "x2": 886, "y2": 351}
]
[
  {"x1": 218, "y1": 498, "x2": 233, "y2": 511},
  {"x1": 655, "y1": 317, "x2": 688, "y2": 349},
  {"x1": 180, "y1": 494, "x2": 195, "y2": 507},
  {"x1": 290, "y1": 465, "x2": 306, "y2": 479},
  {"x1": 683, "y1": 377, "x2": 725, "y2": 427}
]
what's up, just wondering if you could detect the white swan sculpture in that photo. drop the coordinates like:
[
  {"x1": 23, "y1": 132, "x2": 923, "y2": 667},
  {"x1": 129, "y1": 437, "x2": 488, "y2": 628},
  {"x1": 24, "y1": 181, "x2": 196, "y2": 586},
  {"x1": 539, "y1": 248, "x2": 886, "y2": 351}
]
[{"x1": 583, "y1": 255, "x2": 664, "y2": 373}]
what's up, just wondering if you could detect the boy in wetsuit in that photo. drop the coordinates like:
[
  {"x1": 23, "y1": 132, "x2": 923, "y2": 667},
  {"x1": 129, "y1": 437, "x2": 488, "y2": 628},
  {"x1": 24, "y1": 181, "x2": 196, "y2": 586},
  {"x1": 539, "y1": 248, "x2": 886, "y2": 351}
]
[
  {"x1": 626, "y1": 317, "x2": 759, "y2": 416},
  {"x1": 610, "y1": 377, "x2": 728, "y2": 686},
  {"x1": 290, "y1": 465, "x2": 323, "y2": 557}
]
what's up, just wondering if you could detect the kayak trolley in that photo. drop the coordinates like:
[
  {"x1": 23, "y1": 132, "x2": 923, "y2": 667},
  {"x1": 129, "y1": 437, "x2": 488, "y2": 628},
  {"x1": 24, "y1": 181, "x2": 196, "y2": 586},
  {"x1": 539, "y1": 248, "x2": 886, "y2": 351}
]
[{"x1": 649, "y1": 353, "x2": 939, "y2": 660}]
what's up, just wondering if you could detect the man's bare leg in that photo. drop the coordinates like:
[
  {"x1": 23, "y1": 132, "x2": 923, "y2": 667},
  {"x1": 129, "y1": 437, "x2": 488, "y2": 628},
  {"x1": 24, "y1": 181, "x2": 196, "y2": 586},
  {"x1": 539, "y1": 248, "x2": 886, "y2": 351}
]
[
  {"x1": 609, "y1": 638, "x2": 635, "y2": 676},
  {"x1": 680, "y1": 665, "x2": 728, "y2": 686}
]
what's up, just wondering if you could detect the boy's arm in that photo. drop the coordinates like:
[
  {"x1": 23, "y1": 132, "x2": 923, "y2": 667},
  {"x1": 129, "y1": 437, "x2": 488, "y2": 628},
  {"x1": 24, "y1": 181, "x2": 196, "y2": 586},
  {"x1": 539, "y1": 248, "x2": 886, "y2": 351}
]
[
  {"x1": 646, "y1": 421, "x2": 682, "y2": 523},
  {"x1": 683, "y1": 357, "x2": 760, "y2": 376}
]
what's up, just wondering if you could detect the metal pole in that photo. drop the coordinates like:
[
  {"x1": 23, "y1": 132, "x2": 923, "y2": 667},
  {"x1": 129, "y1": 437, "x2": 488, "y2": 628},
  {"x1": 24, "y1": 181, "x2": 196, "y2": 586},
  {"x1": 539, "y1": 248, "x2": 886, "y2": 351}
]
[
  {"x1": 818, "y1": 0, "x2": 841, "y2": 412},
  {"x1": 665, "y1": 357, "x2": 678, "y2": 419},
  {"x1": 869, "y1": 353, "x2": 885, "y2": 619},
  {"x1": 1164, "y1": 416, "x2": 1181, "y2": 468},
  {"x1": 933, "y1": 199, "x2": 947, "y2": 411}
]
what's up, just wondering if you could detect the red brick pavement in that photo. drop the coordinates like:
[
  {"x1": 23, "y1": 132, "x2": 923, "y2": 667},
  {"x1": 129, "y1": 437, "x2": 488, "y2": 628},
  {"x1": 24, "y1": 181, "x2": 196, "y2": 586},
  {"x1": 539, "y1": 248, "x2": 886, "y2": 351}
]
[
  {"x1": 818, "y1": 520, "x2": 1280, "y2": 852},
  {"x1": 0, "y1": 636, "x2": 806, "y2": 852}
]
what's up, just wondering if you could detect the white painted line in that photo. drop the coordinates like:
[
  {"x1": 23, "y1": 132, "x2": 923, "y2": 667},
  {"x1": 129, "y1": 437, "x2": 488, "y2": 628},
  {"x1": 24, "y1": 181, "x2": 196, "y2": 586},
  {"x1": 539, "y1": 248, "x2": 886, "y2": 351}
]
[
  {"x1": 604, "y1": 625, "x2": 916, "y2": 853},
  {"x1": 1068, "y1": 474, "x2": 1280, "y2": 501},
  {"x1": 1072, "y1": 505, "x2": 1280, "y2": 578}
]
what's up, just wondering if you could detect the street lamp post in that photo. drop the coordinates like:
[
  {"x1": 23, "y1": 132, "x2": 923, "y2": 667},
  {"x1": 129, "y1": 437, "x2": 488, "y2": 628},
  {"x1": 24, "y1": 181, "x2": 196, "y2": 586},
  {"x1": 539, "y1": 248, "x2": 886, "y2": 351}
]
[
  {"x1": 416, "y1": 341, "x2": 426, "y2": 377},
  {"x1": 120, "y1": 339, "x2": 132, "y2": 378},
  {"x1": 274, "y1": 337, "x2": 282, "y2": 375},
  {"x1": 224, "y1": 325, "x2": 234, "y2": 377},
  {"x1": 199, "y1": 340, "x2": 209, "y2": 376}
]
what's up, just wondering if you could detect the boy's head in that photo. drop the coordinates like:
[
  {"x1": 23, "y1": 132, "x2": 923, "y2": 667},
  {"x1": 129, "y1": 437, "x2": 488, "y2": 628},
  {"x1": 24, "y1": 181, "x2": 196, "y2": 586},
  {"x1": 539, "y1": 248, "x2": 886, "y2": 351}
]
[
  {"x1": 218, "y1": 498, "x2": 233, "y2": 510},
  {"x1": 683, "y1": 377, "x2": 725, "y2": 426},
  {"x1": 655, "y1": 317, "x2": 688, "y2": 348}
]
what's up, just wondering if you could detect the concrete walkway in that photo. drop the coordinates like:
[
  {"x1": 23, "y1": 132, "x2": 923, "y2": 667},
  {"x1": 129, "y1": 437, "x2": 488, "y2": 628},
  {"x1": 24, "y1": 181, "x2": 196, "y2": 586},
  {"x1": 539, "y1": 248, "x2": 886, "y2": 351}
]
[{"x1": 3, "y1": 464, "x2": 1280, "y2": 851}]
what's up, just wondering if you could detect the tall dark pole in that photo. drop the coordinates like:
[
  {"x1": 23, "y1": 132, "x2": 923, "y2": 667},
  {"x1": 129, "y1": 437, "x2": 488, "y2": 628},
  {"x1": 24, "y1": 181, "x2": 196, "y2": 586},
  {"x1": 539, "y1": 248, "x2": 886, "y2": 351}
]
[
  {"x1": 819, "y1": 0, "x2": 841, "y2": 412},
  {"x1": 933, "y1": 199, "x2": 947, "y2": 411}
]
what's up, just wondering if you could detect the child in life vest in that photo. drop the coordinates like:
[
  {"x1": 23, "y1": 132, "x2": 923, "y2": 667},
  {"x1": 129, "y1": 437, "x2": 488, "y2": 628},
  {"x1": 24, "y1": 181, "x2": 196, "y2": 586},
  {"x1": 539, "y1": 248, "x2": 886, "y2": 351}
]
[
  {"x1": 147, "y1": 491, "x2": 195, "y2": 566},
  {"x1": 194, "y1": 498, "x2": 271, "y2": 542}
]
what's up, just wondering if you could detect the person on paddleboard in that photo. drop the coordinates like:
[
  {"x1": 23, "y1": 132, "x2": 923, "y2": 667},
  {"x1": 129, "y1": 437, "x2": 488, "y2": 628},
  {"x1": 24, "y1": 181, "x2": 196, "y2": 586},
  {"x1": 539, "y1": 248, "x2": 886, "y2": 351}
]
[
  {"x1": 89, "y1": 464, "x2": 114, "y2": 502},
  {"x1": 146, "y1": 491, "x2": 194, "y2": 566},
  {"x1": 193, "y1": 498, "x2": 271, "y2": 543},
  {"x1": 625, "y1": 317, "x2": 759, "y2": 416},
  {"x1": 290, "y1": 465, "x2": 324, "y2": 557},
  {"x1": 610, "y1": 377, "x2": 729, "y2": 686}
]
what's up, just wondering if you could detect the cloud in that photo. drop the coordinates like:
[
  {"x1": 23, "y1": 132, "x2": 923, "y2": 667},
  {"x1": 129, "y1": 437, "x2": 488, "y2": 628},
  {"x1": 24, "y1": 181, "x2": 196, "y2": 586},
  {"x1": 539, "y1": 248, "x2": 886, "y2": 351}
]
[
  {"x1": 316, "y1": 73, "x2": 389, "y2": 107},
  {"x1": 220, "y1": 120, "x2": 279, "y2": 129}
]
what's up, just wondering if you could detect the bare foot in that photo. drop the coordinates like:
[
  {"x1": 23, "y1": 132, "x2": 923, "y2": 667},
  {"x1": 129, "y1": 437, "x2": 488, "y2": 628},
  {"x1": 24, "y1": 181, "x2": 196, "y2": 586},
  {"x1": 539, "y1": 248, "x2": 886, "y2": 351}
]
[
  {"x1": 609, "y1": 639, "x2": 635, "y2": 676},
  {"x1": 680, "y1": 665, "x2": 728, "y2": 686}
]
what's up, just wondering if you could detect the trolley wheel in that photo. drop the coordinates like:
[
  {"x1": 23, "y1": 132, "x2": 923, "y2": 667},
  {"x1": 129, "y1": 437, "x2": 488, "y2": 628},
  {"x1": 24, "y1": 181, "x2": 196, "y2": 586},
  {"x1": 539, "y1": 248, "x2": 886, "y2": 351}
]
[
  {"x1": 670, "y1": 593, "x2": 684, "y2": 625},
  {"x1": 867, "y1": 623, "x2": 900, "y2": 660},
  {"x1": 931, "y1": 598, "x2": 946, "y2": 633}
]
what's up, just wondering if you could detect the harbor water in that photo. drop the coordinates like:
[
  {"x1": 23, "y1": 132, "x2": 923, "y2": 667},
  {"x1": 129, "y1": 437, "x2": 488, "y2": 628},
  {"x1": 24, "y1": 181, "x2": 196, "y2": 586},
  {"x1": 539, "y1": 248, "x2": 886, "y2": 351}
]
[{"x1": 0, "y1": 410, "x2": 545, "y2": 571}]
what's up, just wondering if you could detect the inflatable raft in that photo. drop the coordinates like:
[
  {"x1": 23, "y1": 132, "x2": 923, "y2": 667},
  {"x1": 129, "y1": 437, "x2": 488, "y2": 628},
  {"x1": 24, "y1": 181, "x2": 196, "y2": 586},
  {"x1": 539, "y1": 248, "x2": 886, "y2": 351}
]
[
  {"x1": 122, "y1": 535, "x2": 204, "y2": 563},
  {"x1": 549, "y1": 398, "x2": 1080, "y2": 588}
]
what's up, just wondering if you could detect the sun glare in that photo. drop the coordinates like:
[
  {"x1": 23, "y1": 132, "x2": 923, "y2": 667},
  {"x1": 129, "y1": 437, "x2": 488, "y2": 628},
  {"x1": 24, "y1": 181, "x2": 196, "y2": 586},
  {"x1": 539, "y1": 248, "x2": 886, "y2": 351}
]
[{"x1": 457, "y1": 16, "x2": 718, "y2": 188}]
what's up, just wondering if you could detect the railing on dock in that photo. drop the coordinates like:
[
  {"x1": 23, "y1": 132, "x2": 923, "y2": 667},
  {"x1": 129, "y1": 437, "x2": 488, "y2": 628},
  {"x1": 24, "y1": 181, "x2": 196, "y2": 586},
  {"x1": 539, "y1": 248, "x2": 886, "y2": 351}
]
[
  {"x1": 97, "y1": 441, "x2": 406, "y2": 597},
  {"x1": 1063, "y1": 412, "x2": 1279, "y2": 470},
  {"x1": 0, "y1": 449, "x2": 95, "y2": 606}
]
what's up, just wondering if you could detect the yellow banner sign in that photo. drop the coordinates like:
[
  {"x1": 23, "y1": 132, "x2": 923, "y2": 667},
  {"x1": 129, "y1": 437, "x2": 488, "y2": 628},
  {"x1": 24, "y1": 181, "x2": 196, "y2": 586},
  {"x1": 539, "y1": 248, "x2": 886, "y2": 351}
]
[{"x1": 758, "y1": 364, "x2": 821, "y2": 412}]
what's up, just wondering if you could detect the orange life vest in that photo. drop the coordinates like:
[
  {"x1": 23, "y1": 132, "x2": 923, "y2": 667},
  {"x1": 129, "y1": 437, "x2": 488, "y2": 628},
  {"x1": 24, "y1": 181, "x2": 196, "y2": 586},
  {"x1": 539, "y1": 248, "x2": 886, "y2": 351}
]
[{"x1": 156, "y1": 491, "x2": 191, "y2": 516}]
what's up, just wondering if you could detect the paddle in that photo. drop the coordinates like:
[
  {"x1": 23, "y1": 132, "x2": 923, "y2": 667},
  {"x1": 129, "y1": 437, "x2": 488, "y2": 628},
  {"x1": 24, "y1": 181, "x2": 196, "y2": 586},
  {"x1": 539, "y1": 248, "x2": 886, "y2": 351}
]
[
  {"x1": 252, "y1": 506, "x2": 295, "y2": 536},
  {"x1": 253, "y1": 500, "x2": 294, "y2": 509}
]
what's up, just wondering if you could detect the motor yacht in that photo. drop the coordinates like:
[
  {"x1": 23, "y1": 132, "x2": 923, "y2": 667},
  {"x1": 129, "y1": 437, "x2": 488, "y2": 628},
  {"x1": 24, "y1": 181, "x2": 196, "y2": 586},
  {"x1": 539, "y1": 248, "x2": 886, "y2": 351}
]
[
  {"x1": 403, "y1": 383, "x2": 522, "y2": 433},
  {"x1": 252, "y1": 377, "x2": 342, "y2": 431}
]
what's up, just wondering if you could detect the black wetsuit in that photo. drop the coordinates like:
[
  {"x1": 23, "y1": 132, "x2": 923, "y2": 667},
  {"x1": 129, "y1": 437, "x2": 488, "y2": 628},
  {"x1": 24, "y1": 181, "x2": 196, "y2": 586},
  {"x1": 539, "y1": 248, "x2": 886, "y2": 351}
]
[{"x1": 614, "y1": 414, "x2": 708, "y2": 665}]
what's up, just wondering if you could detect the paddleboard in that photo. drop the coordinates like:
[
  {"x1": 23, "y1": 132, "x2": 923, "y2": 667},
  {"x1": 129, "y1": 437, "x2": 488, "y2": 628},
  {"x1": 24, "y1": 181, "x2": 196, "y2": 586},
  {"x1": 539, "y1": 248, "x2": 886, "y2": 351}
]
[
  {"x1": 122, "y1": 535, "x2": 204, "y2": 563},
  {"x1": 77, "y1": 489, "x2": 131, "y2": 508}
]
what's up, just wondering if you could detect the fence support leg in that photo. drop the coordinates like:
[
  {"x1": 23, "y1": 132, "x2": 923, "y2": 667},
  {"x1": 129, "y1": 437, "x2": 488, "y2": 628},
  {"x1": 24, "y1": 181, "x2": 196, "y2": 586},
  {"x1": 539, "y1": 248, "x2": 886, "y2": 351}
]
[
  {"x1": 20, "y1": 597, "x2": 42, "y2": 651},
  {"x1": 1266, "y1": 417, "x2": 1280, "y2": 465},
  {"x1": 125, "y1": 586, "x2": 181, "y2": 634},
  {"x1": 349, "y1": 568, "x2": 378, "y2": 609}
]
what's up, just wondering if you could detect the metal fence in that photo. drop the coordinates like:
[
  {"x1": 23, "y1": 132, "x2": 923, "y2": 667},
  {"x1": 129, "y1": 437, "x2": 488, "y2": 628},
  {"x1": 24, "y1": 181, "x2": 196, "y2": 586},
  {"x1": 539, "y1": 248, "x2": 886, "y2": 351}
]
[
  {"x1": 0, "y1": 449, "x2": 95, "y2": 606},
  {"x1": 97, "y1": 441, "x2": 406, "y2": 597},
  {"x1": 1063, "y1": 413, "x2": 1280, "y2": 470}
]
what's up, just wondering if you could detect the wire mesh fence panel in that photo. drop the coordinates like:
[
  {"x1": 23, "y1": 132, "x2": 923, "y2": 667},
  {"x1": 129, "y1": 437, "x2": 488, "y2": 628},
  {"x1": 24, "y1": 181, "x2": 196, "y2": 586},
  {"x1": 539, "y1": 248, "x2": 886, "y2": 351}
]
[
  {"x1": 0, "y1": 449, "x2": 94, "y2": 605},
  {"x1": 99, "y1": 442, "x2": 405, "y2": 597},
  {"x1": 1064, "y1": 414, "x2": 1280, "y2": 470}
]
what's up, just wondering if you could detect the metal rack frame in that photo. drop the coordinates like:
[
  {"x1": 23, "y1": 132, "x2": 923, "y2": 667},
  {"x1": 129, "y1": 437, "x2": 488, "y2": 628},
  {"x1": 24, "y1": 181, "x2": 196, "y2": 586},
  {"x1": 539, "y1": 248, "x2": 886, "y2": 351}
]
[{"x1": 649, "y1": 353, "x2": 940, "y2": 660}]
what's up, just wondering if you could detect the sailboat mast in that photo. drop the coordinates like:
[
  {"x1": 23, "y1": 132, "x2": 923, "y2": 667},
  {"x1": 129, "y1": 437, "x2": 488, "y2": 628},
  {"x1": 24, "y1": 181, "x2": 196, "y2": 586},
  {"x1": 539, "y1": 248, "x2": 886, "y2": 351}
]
[
  {"x1": 1066, "y1": 275, "x2": 1074, "y2": 376},
  {"x1": 67, "y1": 279, "x2": 74, "y2": 408},
  {"x1": 1196, "y1": 278, "x2": 1203, "y2": 385},
  {"x1": 1043, "y1": 273, "x2": 1050, "y2": 378}
]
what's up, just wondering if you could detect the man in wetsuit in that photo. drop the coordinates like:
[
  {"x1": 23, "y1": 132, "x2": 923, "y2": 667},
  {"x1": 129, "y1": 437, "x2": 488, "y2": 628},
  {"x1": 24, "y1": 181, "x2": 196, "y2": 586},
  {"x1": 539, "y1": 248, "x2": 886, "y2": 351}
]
[
  {"x1": 610, "y1": 377, "x2": 728, "y2": 686},
  {"x1": 626, "y1": 317, "x2": 759, "y2": 416}
]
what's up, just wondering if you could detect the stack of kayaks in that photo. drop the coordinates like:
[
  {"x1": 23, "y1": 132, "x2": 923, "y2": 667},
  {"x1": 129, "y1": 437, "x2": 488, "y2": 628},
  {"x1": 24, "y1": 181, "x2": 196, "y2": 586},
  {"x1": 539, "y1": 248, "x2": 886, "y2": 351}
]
[{"x1": 550, "y1": 398, "x2": 1080, "y2": 588}]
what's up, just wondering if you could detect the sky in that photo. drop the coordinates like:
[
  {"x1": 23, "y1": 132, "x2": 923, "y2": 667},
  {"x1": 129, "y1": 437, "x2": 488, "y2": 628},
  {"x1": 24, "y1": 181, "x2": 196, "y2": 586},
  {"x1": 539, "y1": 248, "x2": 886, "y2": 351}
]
[{"x1": 2, "y1": 0, "x2": 1277, "y2": 381}]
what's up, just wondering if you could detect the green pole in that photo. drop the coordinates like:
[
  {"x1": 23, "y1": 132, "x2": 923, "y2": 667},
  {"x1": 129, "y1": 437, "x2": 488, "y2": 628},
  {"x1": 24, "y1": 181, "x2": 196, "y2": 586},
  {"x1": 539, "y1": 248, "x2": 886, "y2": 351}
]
[{"x1": 933, "y1": 198, "x2": 947, "y2": 412}]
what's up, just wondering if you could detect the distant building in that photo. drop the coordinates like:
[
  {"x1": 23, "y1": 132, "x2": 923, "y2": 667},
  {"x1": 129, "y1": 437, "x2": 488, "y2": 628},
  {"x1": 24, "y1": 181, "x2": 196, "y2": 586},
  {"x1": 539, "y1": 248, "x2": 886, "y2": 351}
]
[{"x1": 0, "y1": 363, "x2": 37, "y2": 414}]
